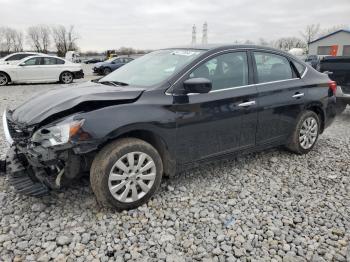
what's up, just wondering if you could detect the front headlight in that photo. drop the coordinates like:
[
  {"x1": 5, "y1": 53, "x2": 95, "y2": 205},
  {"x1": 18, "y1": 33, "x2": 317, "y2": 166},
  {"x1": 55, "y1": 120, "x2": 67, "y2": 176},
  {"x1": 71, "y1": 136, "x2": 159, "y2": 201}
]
[{"x1": 32, "y1": 120, "x2": 85, "y2": 147}]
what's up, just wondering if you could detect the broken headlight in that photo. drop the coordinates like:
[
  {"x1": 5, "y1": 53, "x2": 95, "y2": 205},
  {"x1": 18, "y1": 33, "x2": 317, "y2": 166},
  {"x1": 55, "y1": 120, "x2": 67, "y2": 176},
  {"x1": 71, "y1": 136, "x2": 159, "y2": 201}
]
[{"x1": 32, "y1": 120, "x2": 85, "y2": 147}]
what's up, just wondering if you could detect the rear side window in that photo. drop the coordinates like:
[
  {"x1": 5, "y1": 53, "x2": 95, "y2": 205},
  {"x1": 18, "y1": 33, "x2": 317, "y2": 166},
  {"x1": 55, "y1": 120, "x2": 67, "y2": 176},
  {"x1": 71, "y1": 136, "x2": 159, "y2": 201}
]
[
  {"x1": 42, "y1": 57, "x2": 57, "y2": 65},
  {"x1": 190, "y1": 52, "x2": 249, "y2": 91},
  {"x1": 253, "y1": 52, "x2": 293, "y2": 83},
  {"x1": 292, "y1": 60, "x2": 306, "y2": 77},
  {"x1": 42, "y1": 57, "x2": 65, "y2": 65}
]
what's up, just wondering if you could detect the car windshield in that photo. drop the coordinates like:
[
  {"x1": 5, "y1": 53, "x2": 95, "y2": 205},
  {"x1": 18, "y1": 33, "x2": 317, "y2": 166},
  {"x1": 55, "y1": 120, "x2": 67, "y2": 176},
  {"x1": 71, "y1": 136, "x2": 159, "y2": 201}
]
[
  {"x1": 100, "y1": 49, "x2": 204, "y2": 87},
  {"x1": 105, "y1": 57, "x2": 116, "y2": 62}
]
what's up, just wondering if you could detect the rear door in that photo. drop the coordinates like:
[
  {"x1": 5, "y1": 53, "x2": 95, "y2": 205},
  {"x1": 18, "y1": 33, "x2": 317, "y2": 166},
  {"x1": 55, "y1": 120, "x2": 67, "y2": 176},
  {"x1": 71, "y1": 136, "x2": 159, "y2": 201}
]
[
  {"x1": 41, "y1": 57, "x2": 65, "y2": 80},
  {"x1": 174, "y1": 51, "x2": 259, "y2": 164},
  {"x1": 252, "y1": 51, "x2": 307, "y2": 145}
]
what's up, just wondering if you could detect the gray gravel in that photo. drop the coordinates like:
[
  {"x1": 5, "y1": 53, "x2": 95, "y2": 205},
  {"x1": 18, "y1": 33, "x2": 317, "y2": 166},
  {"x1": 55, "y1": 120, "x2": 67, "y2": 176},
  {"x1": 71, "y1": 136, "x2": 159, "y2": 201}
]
[{"x1": 0, "y1": 81, "x2": 349, "y2": 261}]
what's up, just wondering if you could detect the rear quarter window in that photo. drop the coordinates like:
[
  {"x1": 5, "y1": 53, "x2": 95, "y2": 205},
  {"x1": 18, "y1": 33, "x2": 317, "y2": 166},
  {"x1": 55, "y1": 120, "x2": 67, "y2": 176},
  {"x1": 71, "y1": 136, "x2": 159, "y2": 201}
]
[
  {"x1": 292, "y1": 60, "x2": 307, "y2": 77},
  {"x1": 56, "y1": 58, "x2": 65, "y2": 64}
]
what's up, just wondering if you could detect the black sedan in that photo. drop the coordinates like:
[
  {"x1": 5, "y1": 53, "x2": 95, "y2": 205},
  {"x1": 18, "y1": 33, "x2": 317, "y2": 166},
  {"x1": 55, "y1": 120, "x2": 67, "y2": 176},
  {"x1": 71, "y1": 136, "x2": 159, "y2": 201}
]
[
  {"x1": 84, "y1": 58, "x2": 102, "y2": 64},
  {"x1": 3, "y1": 44, "x2": 336, "y2": 210}
]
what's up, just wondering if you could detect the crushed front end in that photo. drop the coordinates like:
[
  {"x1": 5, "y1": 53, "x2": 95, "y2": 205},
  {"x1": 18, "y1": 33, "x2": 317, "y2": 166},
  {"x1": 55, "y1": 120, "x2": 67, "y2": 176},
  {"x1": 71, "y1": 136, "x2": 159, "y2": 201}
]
[{"x1": 2, "y1": 110, "x2": 92, "y2": 197}]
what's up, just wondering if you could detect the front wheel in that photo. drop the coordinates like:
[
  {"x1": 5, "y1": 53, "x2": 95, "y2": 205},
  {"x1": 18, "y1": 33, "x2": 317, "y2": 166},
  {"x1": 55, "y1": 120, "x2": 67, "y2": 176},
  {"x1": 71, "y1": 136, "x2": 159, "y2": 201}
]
[
  {"x1": 103, "y1": 67, "x2": 112, "y2": 75},
  {"x1": 90, "y1": 138, "x2": 163, "y2": 210},
  {"x1": 60, "y1": 72, "x2": 74, "y2": 84},
  {"x1": 0, "y1": 72, "x2": 9, "y2": 86},
  {"x1": 286, "y1": 110, "x2": 320, "y2": 154}
]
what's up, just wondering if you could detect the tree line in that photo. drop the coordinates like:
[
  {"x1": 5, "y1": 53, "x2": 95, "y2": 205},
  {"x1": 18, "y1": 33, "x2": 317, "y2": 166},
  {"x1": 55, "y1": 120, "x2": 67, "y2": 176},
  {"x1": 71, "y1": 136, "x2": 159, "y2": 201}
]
[
  {"x1": 242, "y1": 24, "x2": 348, "y2": 53},
  {"x1": 0, "y1": 23, "x2": 348, "y2": 57},
  {"x1": 0, "y1": 25, "x2": 79, "y2": 57}
]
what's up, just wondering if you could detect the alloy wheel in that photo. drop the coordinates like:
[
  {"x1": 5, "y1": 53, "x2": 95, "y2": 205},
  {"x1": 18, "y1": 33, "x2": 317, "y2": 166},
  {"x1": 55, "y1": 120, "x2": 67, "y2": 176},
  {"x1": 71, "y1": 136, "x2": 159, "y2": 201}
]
[
  {"x1": 299, "y1": 116, "x2": 318, "y2": 149},
  {"x1": 0, "y1": 73, "x2": 8, "y2": 86},
  {"x1": 108, "y1": 152, "x2": 156, "y2": 203},
  {"x1": 61, "y1": 72, "x2": 73, "y2": 84}
]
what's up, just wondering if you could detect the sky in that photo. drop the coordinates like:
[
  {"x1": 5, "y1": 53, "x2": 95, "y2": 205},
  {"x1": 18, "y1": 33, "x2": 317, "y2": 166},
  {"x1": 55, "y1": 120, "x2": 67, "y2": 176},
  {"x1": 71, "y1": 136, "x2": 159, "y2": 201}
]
[{"x1": 0, "y1": 0, "x2": 349, "y2": 52}]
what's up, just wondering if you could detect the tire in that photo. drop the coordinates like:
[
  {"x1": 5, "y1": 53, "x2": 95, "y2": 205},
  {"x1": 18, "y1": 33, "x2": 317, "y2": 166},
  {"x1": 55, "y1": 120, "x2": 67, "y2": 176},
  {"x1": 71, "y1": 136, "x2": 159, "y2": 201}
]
[
  {"x1": 103, "y1": 67, "x2": 112, "y2": 75},
  {"x1": 286, "y1": 110, "x2": 320, "y2": 154},
  {"x1": 90, "y1": 138, "x2": 163, "y2": 210},
  {"x1": 0, "y1": 72, "x2": 9, "y2": 86},
  {"x1": 335, "y1": 101, "x2": 347, "y2": 115},
  {"x1": 60, "y1": 71, "x2": 74, "y2": 84}
]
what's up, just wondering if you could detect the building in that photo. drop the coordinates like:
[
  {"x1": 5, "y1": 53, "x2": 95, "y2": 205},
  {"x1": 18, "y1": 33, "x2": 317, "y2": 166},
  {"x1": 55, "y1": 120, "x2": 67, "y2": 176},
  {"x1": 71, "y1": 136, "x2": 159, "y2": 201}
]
[{"x1": 308, "y1": 29, "x2": 350, "y2": 56}]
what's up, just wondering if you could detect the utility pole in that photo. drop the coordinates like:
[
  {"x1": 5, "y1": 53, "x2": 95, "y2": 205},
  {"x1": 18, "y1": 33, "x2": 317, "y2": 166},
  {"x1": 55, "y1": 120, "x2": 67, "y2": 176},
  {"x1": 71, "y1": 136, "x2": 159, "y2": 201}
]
[
  {"x1": 202, "y1": 22, "x2": 208, "y2": 44},
  {"x1": 192, "y1": 24, "x2": 197, "y2": 45}
]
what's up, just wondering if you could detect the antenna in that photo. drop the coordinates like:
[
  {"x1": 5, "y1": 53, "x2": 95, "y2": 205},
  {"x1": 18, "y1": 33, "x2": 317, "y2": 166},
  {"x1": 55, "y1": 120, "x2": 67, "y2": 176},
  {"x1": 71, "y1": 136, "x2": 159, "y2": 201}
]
[
  {"x1": 192, "y1": 24, "x2": 197, "y2": 45},
  {"x1": 202, "y1": 22, "x2": 208, "y2": 44}
]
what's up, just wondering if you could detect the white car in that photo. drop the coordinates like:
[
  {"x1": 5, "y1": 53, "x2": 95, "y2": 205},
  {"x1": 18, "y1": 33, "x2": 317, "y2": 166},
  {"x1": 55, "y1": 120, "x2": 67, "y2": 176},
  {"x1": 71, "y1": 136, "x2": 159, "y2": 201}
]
[
  {"x1": 0, "y1": 55, "x2": 84, "y2": 86},
  {"x1": 0, "y1": 52, "x2": 46, "y2": 65}
]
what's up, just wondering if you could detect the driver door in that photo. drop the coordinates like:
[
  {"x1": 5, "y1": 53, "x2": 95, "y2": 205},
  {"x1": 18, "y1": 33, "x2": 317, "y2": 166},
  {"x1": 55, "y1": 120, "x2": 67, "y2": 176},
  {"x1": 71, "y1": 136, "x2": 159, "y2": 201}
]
[
  {"x1": 173, "y1": 51, "x2": 259, "y2": 164},
  {"x1": 17, "y1": 57, "x2": 44, "y2": 82}
]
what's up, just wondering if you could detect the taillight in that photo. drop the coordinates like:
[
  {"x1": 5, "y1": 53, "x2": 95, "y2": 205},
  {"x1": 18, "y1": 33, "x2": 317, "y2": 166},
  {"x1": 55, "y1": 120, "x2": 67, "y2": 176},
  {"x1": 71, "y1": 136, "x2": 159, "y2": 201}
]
[{"x1": 328, "y1": 81, "x2": 337, "y2": 95}]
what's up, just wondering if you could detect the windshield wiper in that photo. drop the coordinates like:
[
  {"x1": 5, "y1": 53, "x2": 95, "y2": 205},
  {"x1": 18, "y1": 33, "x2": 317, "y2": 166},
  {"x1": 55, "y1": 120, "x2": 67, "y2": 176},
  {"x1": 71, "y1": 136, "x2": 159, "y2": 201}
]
[
  {"x1": 110, "y1": 81, "x2": 129, "y2": 86},
  {"x1": 99, "y1": 81, "x2": 129, "y2": 86},
  {"x1": 99, "y1": 81, "x2": 119, "y2": 87}
]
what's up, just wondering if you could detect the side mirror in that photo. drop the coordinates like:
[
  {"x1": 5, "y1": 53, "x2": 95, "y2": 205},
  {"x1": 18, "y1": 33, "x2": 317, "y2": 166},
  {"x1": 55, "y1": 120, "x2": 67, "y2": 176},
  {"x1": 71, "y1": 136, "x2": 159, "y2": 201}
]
[{"x1": 183, "y1": 78, "x2": 212, "y2": 94}]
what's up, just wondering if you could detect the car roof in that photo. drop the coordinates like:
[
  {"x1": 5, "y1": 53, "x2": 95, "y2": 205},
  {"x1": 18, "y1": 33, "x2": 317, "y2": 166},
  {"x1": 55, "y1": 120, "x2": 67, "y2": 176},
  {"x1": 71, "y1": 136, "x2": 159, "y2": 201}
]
[
  {"x1": 19, "y1": 55, "x2": 66, "y2": 62},
  {"x1": 164, "y1": 44, "x2": 294, "y2": 57}
]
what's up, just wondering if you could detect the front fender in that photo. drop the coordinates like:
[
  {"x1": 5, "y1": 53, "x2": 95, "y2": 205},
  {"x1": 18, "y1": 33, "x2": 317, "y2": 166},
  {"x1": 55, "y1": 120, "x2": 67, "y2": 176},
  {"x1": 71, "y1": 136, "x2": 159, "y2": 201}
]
[{"x1": 72, "y1": 93, "x2": 177, "y2": 156}]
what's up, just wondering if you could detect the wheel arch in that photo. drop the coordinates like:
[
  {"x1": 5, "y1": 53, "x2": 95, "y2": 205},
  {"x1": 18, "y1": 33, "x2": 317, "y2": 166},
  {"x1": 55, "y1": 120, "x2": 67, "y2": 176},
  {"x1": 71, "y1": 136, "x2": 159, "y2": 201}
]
[
  {"x1": 100, "y1": 129, "x2": 176, "y2": 177},
  {"x1": 305, "y1": 102, "x2": 325, "y2": 133},
  {"x1": 0, "y1": 71, "x2": 12, "y2": 82}
]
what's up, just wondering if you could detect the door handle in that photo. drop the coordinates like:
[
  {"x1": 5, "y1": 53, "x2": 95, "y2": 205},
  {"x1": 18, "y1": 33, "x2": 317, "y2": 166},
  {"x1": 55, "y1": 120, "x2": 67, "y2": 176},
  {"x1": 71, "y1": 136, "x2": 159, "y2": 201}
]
[
  {"x1": 292, "y1": 93, "x2": 304, "y2": 98},
  {"x1": 238, "y1": 101, "x2": 256, "y2": 107}
]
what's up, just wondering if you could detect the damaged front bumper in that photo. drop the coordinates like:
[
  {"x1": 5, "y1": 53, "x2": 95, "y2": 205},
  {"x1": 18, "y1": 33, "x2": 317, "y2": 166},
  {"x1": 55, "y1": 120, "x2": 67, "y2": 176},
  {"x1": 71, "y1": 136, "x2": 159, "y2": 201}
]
[{"x1": 2, "y1": 111, "x2": 92, "y2": 197}]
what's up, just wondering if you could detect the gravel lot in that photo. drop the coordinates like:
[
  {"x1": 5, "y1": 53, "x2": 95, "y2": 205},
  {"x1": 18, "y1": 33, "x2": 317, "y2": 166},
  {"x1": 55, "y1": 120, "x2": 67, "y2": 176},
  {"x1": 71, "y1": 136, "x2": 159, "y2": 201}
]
[{"x1": 0, "y1": 77, "x2": 349, "y2": 261}]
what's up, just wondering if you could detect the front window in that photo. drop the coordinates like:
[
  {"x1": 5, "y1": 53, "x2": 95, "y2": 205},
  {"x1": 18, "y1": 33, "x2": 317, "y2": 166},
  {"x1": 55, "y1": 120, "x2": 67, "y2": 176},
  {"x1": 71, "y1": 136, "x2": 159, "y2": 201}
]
[
  {"x1": 100, "y1": 49, "x2": 204, "y2": 87},
  {"x1": 189, "y1": 52, "x2": 249, "y2": 91},
  {"x1": 22, "y1": 57, "x2": 41, "y2": 66}
]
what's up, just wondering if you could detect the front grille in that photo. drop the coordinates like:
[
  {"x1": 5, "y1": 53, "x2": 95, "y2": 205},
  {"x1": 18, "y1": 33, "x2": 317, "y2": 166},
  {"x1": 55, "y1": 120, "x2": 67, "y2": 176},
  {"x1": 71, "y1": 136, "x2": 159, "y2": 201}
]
[{"x1": 6, "y1": 118, "x2": 30, "y2": 142}]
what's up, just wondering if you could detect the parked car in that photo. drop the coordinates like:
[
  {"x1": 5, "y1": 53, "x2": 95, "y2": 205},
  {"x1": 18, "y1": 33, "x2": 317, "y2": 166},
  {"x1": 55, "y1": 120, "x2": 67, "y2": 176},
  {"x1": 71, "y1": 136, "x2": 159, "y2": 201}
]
[
  {"x1": 93, "y1": 57, "x2": 133, "y2": 75},
  {"x1": 0, "y1": 52, "x2": 45, "y2": 65},
  {"x1": 0, "y1": 55, "x2": 84, "y2": 86},
  {"x1": 2, "y1": 45, "x2": 336, "y2": 210},
  {"x1": 84, "y1": 58, "x2": 102, "y2": 64},
  {"x1": 305, "y1": 55, "x2": 321, "y2": 70},
  {"x1": 319, "y1": 56, "x2": 350, "y2": 113}
]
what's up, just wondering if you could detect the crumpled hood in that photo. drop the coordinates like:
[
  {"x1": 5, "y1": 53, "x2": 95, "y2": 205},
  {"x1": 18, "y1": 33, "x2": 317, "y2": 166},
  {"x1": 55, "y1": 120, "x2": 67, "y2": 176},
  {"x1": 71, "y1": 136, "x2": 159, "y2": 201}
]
[{"x1": 11, "y1": 81, "x2": 145, "y2": 125}]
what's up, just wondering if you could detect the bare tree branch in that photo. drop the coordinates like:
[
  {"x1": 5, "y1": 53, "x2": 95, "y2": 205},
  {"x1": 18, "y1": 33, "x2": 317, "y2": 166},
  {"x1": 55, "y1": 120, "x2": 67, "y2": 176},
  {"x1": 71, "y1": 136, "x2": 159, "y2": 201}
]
[
  {"x1": 27, "y1": 25, "x2": 51, "y2": 53},
  {"x1": 52, "y1": 25, "x2": 79, "y2": 56},
  {"x1": 300, "y1": 24, "x2": 320, "y2": 44}
]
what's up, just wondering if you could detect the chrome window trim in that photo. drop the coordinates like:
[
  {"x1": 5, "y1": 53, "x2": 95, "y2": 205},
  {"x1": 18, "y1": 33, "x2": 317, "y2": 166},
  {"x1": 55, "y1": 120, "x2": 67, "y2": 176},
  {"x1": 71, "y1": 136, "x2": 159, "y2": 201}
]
[{"x1": 165, "y1": 48, "x2": 307, "y2": 96}]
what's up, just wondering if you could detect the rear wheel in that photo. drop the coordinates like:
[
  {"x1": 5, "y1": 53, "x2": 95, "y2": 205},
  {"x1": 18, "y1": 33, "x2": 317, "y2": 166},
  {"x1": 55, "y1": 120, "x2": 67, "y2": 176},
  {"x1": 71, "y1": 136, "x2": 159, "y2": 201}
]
[
  {"x1": 0, "y1": 72, "x2": 9, "y2": 86},
  {"x1": 60, "y1": 72, "x2": 73, "y2": 84},
  {"x1": 286, "y1": 110, "x2": 320, "y2": 154},
  {"x1": 90, "y1": 138, "x2": 163, "y2": 210}
]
